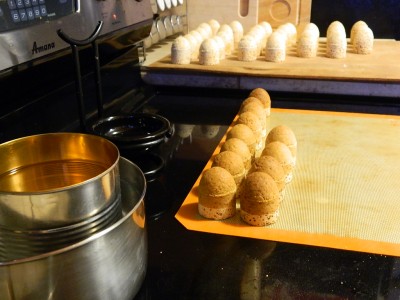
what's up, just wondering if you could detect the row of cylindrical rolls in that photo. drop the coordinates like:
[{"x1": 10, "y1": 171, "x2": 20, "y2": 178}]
[
  {"x1": 198, "y1": 87, "x2": 298, "y2": 226},
  {"x1": 171, "y1": 19, "x2": 374, "y2": 65}
]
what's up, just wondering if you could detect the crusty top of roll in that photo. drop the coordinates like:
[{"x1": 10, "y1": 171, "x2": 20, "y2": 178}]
[
  {"x1": 241, "y1": 96, "x2": 264, "y2": 111},
  {"x1": 266, "y1": 125, "x2": 297, "y2": 153},
  {"x1": 237, "y1": 111, "x2": 263, "y2": 139},
  {"x1": 199, "y1": 166, "x2": 236, "y2": 197},
  {"x1": 227, "y1": 124, "x2": 256, "y2": 148},
  {"x1": 262, "y1": 141, "x2": 294, "y2": 173},
  {"x1": 220, "y1": 138, "x2": 252, "y2": 166},
  {"x1": 248, "y1": 155, "x2": 286, "y2": 191},
  {"x1": 240, "y1": 172, "x2": 280, "y2": 214},
  {"x1": 249, "y1": 88, "x2": 271, "y2": 109},
  {"x1": 239, "y1": 101, "x2": 266, "y2": 127},
  {"x1": 212, "y1": 151, "x2": 245, "y2": 178}
]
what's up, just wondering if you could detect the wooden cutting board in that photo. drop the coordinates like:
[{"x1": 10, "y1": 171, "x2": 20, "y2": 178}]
[
  {"x1": 144, "y1": 39, "x2": 400, "y2": 83},
  {"x1": 186, "y1": 0, "x2": 312, "y2": 32},
  {"x1": 258, "y1": 0, "x2": 312, "y2": 28}
]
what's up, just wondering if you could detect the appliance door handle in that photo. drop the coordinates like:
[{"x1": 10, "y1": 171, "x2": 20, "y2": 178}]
[
  {"x1": 56, "y1": 21, "x2": 105, "y2": 131},
  {"x1": 57, "y1": 21, "x2": 103, "y2": 46}
]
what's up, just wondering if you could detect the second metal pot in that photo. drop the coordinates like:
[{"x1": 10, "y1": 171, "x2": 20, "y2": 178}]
[
  {"x1": 0, "y1": 157, "x2": 147, "y2": 300},
  {"x1": 0, "y1": 132, "x2": 120, "y2": 230}
]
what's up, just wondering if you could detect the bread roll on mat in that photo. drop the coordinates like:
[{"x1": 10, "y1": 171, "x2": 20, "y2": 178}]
[
  {"x1": 240, "y1": 172, "x2": 280, "y2": 226},
  {"x1": 239, "y1": 101, "x2": 267, "y2": 136},
  {"x1": 248, "y1": 88, "x2": 271, "y2": 116},
  {"x1": 236, "y1": 111, "x2": 264, "y2": 156},
  {"x1": 198, "y1": 167, "x2": 237, "y2": 220},
  {"x1": 240, "y1": 96, "x2": 265, "y2": 112},
  {"x1": 249, "y1": 155, "x2": 286, "y2": 202},
  {"x1": 212, "y1": 151, "x2": 246, "y2": 187},
  {"x1": 220, "y1": 138, "x2": 252, "y2": 171},
  {"x1": 262, "y1": 141, "x2": 295, "y2": 183},
  {"x1": 266, "y1": 125, "x2": 297, "y2": 162},
  {"x1": 227, "y1": 124, "x2": 257, "y2": 159}
]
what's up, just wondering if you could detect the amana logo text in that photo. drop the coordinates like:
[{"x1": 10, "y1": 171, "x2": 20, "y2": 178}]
[{"x1": 32, "y1": 41, "x2": 56, "y2": 55}]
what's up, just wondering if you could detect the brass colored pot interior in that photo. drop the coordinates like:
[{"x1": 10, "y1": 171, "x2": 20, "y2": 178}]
[{"x1": 0, "y1": 133, "x2": 119, "y2": 193}]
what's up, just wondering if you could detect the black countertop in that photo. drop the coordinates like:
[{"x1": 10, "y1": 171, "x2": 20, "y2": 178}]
[{"x1": 131, "y1": 90, "x2": 400, "y2": 300}]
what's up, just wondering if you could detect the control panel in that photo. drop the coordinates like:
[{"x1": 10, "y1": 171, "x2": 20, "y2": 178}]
[{"x1": 0, "y1": 0, "x2": 76, "y2": 33}]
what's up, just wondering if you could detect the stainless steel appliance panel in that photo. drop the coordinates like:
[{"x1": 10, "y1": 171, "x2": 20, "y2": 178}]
[{"x1": 0, "y1": 0, "x2": 153, "y2": 73}]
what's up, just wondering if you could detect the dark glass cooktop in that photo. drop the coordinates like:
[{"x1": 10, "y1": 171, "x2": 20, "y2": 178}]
[{"x1": 128, "y1": 89, "x2": 400, "y2": 300}]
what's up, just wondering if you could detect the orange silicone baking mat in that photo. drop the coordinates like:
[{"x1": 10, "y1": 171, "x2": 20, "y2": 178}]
[{"x1": 175, "y1": 108, "x2": 400, "y2": 256}]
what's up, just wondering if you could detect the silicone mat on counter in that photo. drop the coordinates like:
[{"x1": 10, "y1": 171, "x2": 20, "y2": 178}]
[{"x1": 175, "y1": 108, "x2": 400, "y2": 256}]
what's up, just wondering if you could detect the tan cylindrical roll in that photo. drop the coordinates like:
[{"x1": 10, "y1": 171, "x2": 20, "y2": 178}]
[
  {"x1": 220, "y1": 138, "x2": 252, "y2": 171},
  {"x1": 248, "y1": 155, "x2": 286, "y2": 202},
  {"x1": 212, "y1": 150, "x2": 246, "y2": 187},
  {"x1": 240, "y1": 172, "x2": 281, "y2": 226},
  {"x1": 227, "y1": 124, "x2": 257, "y2": 159},
  {"x1": 262, "y1": 141, "x2": 295, "y2": 183},
  {"x1": 248, "y1": 88, "x2": 271, "y2": 116},
  {"x1": 239, "y1": 100, "x2": 267, "y2": 137},
  {"x1": 198, "y1": 166, "x2": 237, "y2": 220},
  {"x1": 237, "y1": 111, "x2": 264, "y2": 157},
  {"x1": 265, "y1": 125, "x2": 297, "y2": 162}
]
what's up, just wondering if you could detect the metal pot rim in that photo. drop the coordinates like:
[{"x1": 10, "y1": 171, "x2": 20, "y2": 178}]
[
  {"x1": 0, "y1": 132, "x2": 120, "y2": 195},
  {"x1": 0, "y1": 157, "x2": 146, "y2": 266}
]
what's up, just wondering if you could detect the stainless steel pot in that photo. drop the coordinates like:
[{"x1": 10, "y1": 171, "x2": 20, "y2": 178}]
[
  {"x1": 0, "y1": 133, "x2": 120, "y2": 229},
  {"x1": 0, "y1": 192, "x2": 122, "y2": 261},
  {"x1": 0, "y1": 157, "x2": 147, "y2": 300}
]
